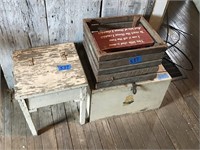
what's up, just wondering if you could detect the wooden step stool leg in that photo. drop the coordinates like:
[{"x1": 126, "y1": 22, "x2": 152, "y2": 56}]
[
  {"x1": 79, "y1": 87, "x2": 88, "y2": 125},
  {"x1": 18, "y1": 99, "x2": 38, "y2": 136},
  {"x1": 86, "y1": 91, "x2": 91, "y2": 119}
]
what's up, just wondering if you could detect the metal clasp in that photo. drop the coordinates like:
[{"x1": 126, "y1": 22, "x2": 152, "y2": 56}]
[{"x1": 131, "y1": 82, "x2": 137, "y2": 94}]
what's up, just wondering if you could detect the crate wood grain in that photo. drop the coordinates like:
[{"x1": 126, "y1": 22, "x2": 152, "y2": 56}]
[
  {"x1": 83, "y1": 39, "x2": 161, "y2": 75},
  {"x1": 95, "y1": 73, "x2": 156, "y2": 89},
  {"x1": 83, "y1": 15, "x2": 167, "y2": 61},
  {"x1": 97, "y1": 66, "x2": 158, "y2": 82},
  {"x1": 83, "y1": 35, "x2": 164, "y2": 69}
]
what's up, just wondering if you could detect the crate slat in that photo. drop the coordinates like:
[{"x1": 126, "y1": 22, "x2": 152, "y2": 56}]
[{"x1": 95, "y1": 73, "x2": 156, "y2": 89}]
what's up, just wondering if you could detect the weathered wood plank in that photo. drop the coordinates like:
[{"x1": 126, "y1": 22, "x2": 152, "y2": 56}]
[
  {"x1": 95, "y1": 120, "x2": 115, "y2": 149},
  {"x1": 30, "y1": 112, "x2": 43, "y2": 150},
  {"x1": 101, "y1": 120, "x2": 116, "y2": 149},
  {"x1": 156, "y1": 92, "x2": 199, "y2": 149},
  {"x1": 120, "y1": 115, "x2": 140, "y2": 149},
  {"x1": 11, "y1": 101, "x2": 27, "y2": 150},
  {"x1": 98, "y1": 52, "x2": 164, "y2": 69},
  {"x1": 0, "y1": 0, "x2": 49, "y2": 89},
  {"x1": 26, "y1": 112, "x2": 39, "y2": 150},
  {"x1": 173, "y1": 80, "x2": 192, "y2": 97},
  {"x1": 70, "y1": 101, "x2": 88, "y2": 149},
  {"x1": 143, "y1": 111, "x2": 175, "y2": 149},
  {"x1": 64, "y1": 102, "x2": 81, "y2": 149},
  {"x1": 68, "y1": 0, "x2": 101, "y2": 42},
  {"x1": 18, "y1": 0, "x2": 49, "y2": 47},
  {"x1": 113, "y1": 117, "x2": 132, "y2": 149},
  {"x1": 97, "y1": 66, "x2": 158, "y2": 82},
  {"x1": 0, "y1": 71, "x2": 5, "y2": 150},
  {"x1": 182, "y1": 79, "x2": 200, "y2": 105},
  {"x1": 107, "y1": 117, "x2": 125, "y2": 149},
  {"x1": 174, "y1": 79, "x2": 199, "y2": 112},
  {"x1": 168, "y1": 83, "x2": 199, "y2": 139},
  {"x1": 184, "y1": 95, "x2": 199, "y2": 119},
  {"x1": 126, "y1": 114, "x2": 146, "y2": 148},
  {"x1": 45, "y1": 0, "x2": 68, "y2": 44},
  {"x1": 95, "y1": 73, "x2": 156, "y2": 89},
  {"x1": 101, "y1": 0, "x2": 149, "y2": 17},
  {"x1": 131, "y1": 112, "x2": 160, "y2": 149},
  {"x1": 0, "y1": 0, "x2": 16, "y2": 89},
  {"x1": 88, "y1": 122, "x2": 103, "y2": 149},
  {"x1": 135, "y1": 113, "x2": 161, "y2": 149},
  {"x1": 51, "y1": 103, "x2": 73, "y2": 150},
  {"x1": 26, "y1": 130, "x2": 35, "y2": 150},
  {"x1": 83, "y1": 123, "x2": 96, "y2": 149},
  {"x1": 3, "y1": 88, "x2": 12, "y2": 150},
  {"x1": 46, "y1": 0, "x2": 101, "y2": 44},
  {"x1": 38, "y1": 106, "x2": 58, "y2": 149}
]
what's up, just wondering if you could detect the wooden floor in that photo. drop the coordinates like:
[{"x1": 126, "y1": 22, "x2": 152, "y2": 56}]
[{"x1": 0, "y1": 1, "x2": 199, "y2": 149}]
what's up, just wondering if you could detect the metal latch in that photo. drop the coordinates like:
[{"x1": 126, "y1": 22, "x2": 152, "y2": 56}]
[{"x1": 131, "y1": 82, "x2": 137, "y2": 94}]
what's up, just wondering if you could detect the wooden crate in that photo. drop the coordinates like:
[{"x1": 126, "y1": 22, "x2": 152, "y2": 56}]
[
  {"x1": 89, "y1": 65, "x2": 171, "y2": 121},
  {"x1": 83, "y1": 15, "x2": 167, "y2": 61},
  {"x1": 83, "y1": 15, "x2": 167, "y2": 88},
  {"x1": 95, "y1": 72, "x2": 156, "y2": 89},
  {"x1": 83, "y1": 34, "x2": 164, "y2": 70}
]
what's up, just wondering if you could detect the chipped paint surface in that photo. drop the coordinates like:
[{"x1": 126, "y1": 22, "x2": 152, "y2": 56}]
[{"x1": 13, "y1": 43, "x2": 87, "y2": 99}]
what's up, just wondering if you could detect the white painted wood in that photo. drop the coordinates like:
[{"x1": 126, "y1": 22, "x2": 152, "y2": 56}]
[
  {"x1": 80, "y1": 100, "x2": 86, "y2": 124},
  {"x1": 79, "y1": 87, "x2": 87, "y2": 124},
  {"x1": 86, "y1": 88, "x2": 91, "y2": 119},
  {"x1": 45, "y1": 0, "x2": 68, "y2": 44},
  {"x1": 13, "y1": 43, "x2": 89, "y2": 135},
  {"x1": 0, "y1": 0, "x2": 16, "y2": 89},
  {"x1": 20, "y1": 85, "x2": 88, "y2": 135},
  {"x1": 18, "y1": 99, "x2": 37, "y2": 136},
  {"x1": 0, "y1": 0, "x2": 49, "y2": 89},
  {"x1": 90, "y1": 65, "x2": 172, "y2": 121},
  {"x1": 13, "y1": 43, "x2": 87, "y2": 100},
  {"x1": 193, "y1": 0, "x2": 200, "y2": 12},
  {"x1": 149, "y1": 0, "x2": 169, "y2": 31},
  {"x1": 27, "y1": 88, "x2": 81, "y2": 110},
  {"x1": 67, "y1": 0, "x2": 101, "y2": 42},
  {"x1": 46, "y1": 0, "x2": 101, "y2": 44},
  {"x1": 101, "y1": 0, "x2": 149, "y2": 17},
  {"x1": 28, "y1": 108, "x2": 37, "y2": 113}
]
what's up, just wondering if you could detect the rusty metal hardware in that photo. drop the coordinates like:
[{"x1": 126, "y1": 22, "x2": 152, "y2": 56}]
[{"x1": 131, "y1": 82, "x2": 137, "y2": 94}]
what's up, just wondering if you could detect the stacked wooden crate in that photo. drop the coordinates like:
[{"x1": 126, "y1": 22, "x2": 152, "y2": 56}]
[{"x1": 83, "y1": 15, "x2": 167, "y2": 89}]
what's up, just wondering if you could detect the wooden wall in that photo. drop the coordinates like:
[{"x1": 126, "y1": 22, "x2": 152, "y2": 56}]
[{"x1": 0, "y1": 0, "x2": 156, "y2": 89}]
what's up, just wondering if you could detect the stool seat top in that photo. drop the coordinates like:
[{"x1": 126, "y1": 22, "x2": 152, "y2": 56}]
[{"x1": 13, "y1": 43, "x2": 87, "y2": 99}]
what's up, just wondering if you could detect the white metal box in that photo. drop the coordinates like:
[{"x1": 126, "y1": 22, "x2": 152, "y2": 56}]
[{"x1": 90, "y1": 65, "x2": 171, "y2": 121}]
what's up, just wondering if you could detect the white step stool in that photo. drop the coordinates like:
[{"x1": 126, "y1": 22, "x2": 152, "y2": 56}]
[{"x1": 13, "y1": 43, "x2": 89, "y2": 136}]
